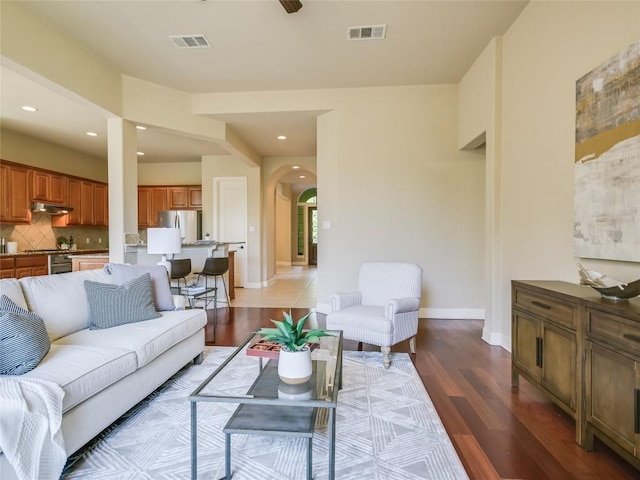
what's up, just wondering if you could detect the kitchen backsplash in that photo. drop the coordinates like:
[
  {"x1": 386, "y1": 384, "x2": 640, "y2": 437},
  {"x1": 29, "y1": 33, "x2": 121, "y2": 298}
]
[{"x1": 0, "y1": 214, "x2": 109, "y2": 251}]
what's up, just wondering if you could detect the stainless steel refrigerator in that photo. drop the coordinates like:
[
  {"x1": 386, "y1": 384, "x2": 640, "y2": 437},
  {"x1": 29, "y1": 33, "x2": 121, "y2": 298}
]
[{"x1": 157, "y1": 210, "x2": 202, "y2": 244}]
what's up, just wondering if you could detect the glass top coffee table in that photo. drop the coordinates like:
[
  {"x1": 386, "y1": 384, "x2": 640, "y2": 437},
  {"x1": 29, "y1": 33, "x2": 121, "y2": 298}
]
[{"x1": 189, "y1": 330, "x2": 343, "y2": 480}]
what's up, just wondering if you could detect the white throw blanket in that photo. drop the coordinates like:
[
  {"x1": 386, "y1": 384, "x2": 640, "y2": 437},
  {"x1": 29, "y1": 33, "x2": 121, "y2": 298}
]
[{"x1": 0, "y1": 377, "x2": 66, "y2": 480}]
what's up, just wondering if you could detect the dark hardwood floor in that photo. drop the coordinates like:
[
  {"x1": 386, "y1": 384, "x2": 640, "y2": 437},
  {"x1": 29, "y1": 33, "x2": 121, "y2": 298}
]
[{"x1": 205, "y1": 307, "x2": 639, "y2": 480}]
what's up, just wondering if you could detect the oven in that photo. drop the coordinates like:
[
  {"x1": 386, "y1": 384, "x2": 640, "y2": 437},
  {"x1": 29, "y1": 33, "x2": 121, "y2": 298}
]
[{"x1": 48, "y1": 253, "x2": 72, "y2": 274}]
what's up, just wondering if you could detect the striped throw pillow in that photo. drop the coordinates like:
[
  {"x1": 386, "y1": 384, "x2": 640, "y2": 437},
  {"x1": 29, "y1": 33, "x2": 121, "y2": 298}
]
[
  {"x1": 85, "y1": 273, "x2": 161, "y2": 330},
  {"x1": 0, "y1": 294, "x2": 51, "y2": 375}
]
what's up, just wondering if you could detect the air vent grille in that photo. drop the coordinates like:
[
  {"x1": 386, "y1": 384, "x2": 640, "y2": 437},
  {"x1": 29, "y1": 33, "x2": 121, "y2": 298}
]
[
  {"x1": 347, "y1": 24, "x2": 387, "y2": 41},
  {"x1": 169, "y1": 35, "x2": 211, "y2": 49}
]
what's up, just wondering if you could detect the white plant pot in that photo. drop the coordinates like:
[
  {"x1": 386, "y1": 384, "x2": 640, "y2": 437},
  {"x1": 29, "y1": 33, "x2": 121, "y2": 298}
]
[{"x1": 278, "y1": 346, "x2": 312, "y2": 385}]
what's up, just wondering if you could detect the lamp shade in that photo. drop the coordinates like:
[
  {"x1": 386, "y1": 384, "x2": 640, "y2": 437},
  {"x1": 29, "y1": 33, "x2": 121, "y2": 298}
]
[{"x1": 147, "y1": 228, "x2": 182, "y2": 255}]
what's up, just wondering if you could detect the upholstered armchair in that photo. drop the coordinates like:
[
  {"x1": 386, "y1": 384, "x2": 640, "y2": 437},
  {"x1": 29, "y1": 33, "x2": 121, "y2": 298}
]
[{"x1": 326, "y1": 262, "x2": 423, "y2": 369}]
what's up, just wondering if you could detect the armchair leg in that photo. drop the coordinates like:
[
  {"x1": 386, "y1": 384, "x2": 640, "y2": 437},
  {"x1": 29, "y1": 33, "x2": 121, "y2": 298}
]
[
  {"x1": 409, "y1": 336, "x2": 416, "y2": 354},
  {"x1": 381, "y1": 346, "x2": 391, "y2": 370}
]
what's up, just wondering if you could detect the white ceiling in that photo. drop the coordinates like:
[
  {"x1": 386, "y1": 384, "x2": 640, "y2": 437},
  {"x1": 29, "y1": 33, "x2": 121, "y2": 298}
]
[{"x1": 1, "y1": 0, "x2": 528, "y2": 171}]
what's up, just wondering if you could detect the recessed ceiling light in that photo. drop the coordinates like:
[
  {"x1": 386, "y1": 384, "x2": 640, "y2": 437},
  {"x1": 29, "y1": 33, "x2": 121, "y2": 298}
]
[
  {"x1": 292, "y1": 165, "x2": 300, "y2": 169},
  {"x1": 299, "y1": 175, "x2": 306, "y2": 179},
  {"x1": 86, "y1": 132, "x2": 98, "y2": 137},
  {"x1": 136, "y1": 125, "x2": 146, "y2": 130},
  {"x1": 277, "y1": 135, "x2": 287, "y2": 140},
  {"x1": 137, "y1": 152, "x2": 145, "y2": 156},
  {"x1": 21, "y1": 105, "x2": 38, "y2": 112}
]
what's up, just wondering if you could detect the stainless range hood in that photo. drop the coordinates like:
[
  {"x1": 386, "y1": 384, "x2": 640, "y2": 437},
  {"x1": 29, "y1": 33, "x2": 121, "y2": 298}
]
[{"x1": 31, "y1": 202, "x2": 74, "y2": 215}]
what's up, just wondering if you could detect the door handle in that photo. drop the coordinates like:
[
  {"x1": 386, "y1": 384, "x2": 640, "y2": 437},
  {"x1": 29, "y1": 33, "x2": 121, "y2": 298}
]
[
  {"x1": 535, "y1": 337, "x2": 544, "y2": 368},
  {"x1": 531, "y1": 300, "x2": 551, "y2": 310},
  {"x1": 635, "y1": 389, "x2": 640, "y2": 435}
]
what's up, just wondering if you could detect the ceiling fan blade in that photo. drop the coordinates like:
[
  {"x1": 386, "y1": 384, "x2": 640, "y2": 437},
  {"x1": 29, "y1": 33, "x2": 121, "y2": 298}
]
[{"x1": 279, "y1": 0, "x2": 302, "y2": 14}]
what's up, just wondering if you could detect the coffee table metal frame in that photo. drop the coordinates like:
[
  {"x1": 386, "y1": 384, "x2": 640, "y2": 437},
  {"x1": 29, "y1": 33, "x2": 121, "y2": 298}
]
[{"x1": 189, "y1": 330, "x2": 343, "y2": 480}]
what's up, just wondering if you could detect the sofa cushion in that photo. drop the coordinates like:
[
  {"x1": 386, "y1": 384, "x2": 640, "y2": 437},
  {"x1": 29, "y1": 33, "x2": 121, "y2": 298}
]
[
  {"x1": 0, "y1": 295, "x2": 51, "y2": 375},
  {"x1": 22, "y1": 344, "x2": 137, "y2": 412},
  {"x1": 0, "y1": 278, "x2": 28, "y2": 310},
  {"x1": 85, "y1": 273, "x2": 161, "y2": 330},
  {"x1": 104, "y1": 263, "x2": 174, "y2": 311},
  {"x1": 19, "y1": 269, "x2": 110, "y2": 342},
  {"x1": 57, "y1": 309, "x2": 207, "y2": 368}
]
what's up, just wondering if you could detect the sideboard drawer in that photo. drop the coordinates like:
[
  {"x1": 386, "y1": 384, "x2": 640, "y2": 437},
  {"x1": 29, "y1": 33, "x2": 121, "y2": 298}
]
[
  {"x1": 587, "y1": 308, "x2": 640, "y2": 357},
  {"x1": 514, "y1": 288, "x2": 577, "y2": 329}
]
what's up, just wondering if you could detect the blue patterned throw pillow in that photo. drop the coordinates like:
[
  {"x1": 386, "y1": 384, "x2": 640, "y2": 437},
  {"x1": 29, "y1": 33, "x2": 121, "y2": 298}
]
[
  {"x1": 0, "y1": 294, "x2": 51, "y2": 375},
  {"x1": 85, "y1": 273, "x2": 161, "y2": 330}
]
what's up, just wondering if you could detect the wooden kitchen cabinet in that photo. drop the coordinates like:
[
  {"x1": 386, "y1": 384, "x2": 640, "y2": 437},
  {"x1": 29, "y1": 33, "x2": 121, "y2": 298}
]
[
  {"x1": 12, "y1": 255, "x2": 48, "y2": 278},
  {"x1": 0, "y1": 162, "x2": 31, "y2": 224},
  {"x1": 31, "y1": 170, "x2": 66, "y2": 204},
  {"x1": 167, "y1": 187, "x2": 189, "y2": 209},
  {"x1": 52, "y1": 178, "x2": 107, "y2": 227},
  {"x1": 188, "y1": 187, "x2": 202, "y2": 208},
  {"x1": 138, "y1": 186, "x2": 169, "y2": 227},
  {"x1": 94, "y1": 183, "x2": 108, "y2": 226},
  {"x1": 72, "y1": 255, "x2": 109, "y2": 271},
  {"x1": 162, "y1": 186, "x2": 202, "y2": 210},
  {"x1": 0, "y1": 257, "x2": 16, "y2": 278}
]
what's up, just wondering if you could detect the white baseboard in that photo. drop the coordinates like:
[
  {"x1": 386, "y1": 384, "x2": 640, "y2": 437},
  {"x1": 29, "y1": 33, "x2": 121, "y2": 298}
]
[{"x1": 419, "y1": 308, "x2": 485, "y2": 320}]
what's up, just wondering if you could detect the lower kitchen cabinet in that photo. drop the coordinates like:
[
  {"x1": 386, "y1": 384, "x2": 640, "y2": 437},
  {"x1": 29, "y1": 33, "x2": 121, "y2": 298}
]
[{"x1": 1, "y1": 255, "x2": 48, "y2": 278}]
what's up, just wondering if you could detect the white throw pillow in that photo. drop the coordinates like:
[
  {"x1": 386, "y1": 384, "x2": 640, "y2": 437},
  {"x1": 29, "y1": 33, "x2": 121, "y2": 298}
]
[{"x1": 103, "y1": 263, "x2": 174, "y2": 311}]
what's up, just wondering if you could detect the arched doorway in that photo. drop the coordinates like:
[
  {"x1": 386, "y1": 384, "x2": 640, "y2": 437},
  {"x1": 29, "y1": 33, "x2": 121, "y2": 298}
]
[{"x1": 297, "y1": 188, "x2": 317, "y2": 265}]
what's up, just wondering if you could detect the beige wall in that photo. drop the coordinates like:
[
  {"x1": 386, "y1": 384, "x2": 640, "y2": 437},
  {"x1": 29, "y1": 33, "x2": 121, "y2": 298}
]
[
  {"x1": 496, "y1": 1, "x2": 640, "y2": 348},
  {"x1": 138, "y1": 162, "x2": 202, "y2": 185},
  {"x1": 1, "y1": 128, "x2": 107, "y2": 181},
  {"x1": 458, "y1": 38, "x2": 505, "y2": 344},
  {"x1": 1, "y1": 2, "x2": 121, "y2": 116},
  {"x1": 315, "y1": 85, "x2": 486, "y2": 315}
]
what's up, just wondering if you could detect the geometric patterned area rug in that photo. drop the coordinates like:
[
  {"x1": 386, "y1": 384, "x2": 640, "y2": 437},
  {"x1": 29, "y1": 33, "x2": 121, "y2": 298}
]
[{"x1": 62, "y1": 348, "x2": 468, "y2": 479}]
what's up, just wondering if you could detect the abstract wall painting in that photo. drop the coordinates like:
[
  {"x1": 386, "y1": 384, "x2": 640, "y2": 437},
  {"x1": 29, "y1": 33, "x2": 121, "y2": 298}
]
[{"x1": 574, "y1": 40, "x2": 640, "y2": 262}]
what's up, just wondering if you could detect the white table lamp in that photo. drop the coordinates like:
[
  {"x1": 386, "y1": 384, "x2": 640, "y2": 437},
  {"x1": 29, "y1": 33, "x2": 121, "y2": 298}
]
[{"x1": 147, "y1": 228, "x2": 182, "y2": 275}]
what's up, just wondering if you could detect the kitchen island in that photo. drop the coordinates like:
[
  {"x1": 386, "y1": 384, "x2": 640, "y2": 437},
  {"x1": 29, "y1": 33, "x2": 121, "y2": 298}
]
[{"x1": 125, "y1": 242, "x2": 238, "y2": 300}]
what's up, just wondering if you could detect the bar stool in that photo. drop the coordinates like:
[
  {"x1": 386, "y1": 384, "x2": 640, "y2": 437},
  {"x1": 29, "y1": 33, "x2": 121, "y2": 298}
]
[
  {"x1": 168, "y1": 258, "x2": 191, "y2": 294},
  {"x1": 195, "y1": 257, "x2": 230, "y2": 305}
]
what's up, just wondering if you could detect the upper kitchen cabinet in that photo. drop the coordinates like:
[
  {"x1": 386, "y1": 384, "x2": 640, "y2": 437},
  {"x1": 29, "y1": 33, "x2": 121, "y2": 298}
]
[
  {"x1": 31, "y1": 170, "x2": 67, "y2": 205},
  {"x1": 94, "y1": 183, "x2": 108, "y2": 226},
  {"x1": 0, "y1": 162, "x2": 31, "y2": 224},
  {"x1": 138, "y1": 187, "x2": 168, "y2": 228},
  {"x1": 167, "y1": 186, "x2": 202, "y2": 210},
  {"x1": 52, "y1": 178, "x2": 108, "y2": 227},
  {"x1": 138, "y1": 185, "x2": 201, "y2": 228}
]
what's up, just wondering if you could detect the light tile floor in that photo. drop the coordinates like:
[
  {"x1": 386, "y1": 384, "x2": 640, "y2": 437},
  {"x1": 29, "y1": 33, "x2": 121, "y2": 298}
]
[{"x1": 229, "y1": 265, "x2": 317, "y2": 309}]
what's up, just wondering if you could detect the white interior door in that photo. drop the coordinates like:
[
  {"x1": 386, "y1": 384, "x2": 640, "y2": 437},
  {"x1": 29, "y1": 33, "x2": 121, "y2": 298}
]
[{"x1": 212, "y1": 177, "x2": 247, "y2": 287}]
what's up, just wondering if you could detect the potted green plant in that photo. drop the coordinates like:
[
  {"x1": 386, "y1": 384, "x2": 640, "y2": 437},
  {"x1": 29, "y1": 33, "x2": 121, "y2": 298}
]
[{"x1": 257, "y1": 310, "x2": 330, "y2": 384}]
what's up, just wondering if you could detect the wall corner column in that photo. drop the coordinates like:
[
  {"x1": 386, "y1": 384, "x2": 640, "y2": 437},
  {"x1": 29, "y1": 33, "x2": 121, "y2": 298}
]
[{"x1": 107, "y1": 118, "x2": 138, "y2": 263}]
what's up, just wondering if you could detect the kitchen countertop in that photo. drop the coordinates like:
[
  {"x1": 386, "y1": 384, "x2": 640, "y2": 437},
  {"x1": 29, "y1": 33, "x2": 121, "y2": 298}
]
[{"x1": 0, "y1": 249, "x2": 109, "y2": 257}]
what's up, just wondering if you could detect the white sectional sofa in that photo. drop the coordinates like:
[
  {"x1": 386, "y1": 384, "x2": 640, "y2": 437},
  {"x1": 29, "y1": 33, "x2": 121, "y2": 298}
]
[{"x1": 0, "y1": 267, "x2": 207, "y2": 479}]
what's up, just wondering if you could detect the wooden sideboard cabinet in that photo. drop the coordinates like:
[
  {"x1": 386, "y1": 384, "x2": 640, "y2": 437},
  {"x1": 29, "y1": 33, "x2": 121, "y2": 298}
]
[
  {"x1": 584, "y1": 305, "x2": 640, "y2": 468},
  {"x1": 512, "y1": 281, "x2": 581, "y2": 442},
  {"x1": 512, "y1": 280, "x2": 640, "y2": 470}
]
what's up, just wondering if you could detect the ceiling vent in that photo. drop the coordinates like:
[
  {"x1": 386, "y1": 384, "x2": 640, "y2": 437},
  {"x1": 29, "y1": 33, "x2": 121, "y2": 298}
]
[
  {"x1": 169, "y1": 35, "x2": 211, "y2": 49},
  {"x1": 347, "y1": 24, "x2": 387, "y2": 41}
]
